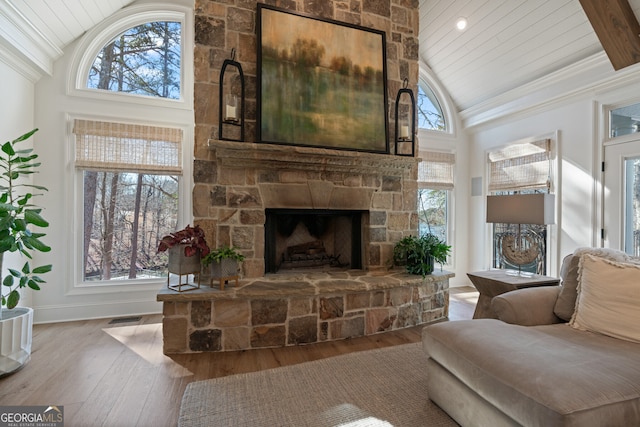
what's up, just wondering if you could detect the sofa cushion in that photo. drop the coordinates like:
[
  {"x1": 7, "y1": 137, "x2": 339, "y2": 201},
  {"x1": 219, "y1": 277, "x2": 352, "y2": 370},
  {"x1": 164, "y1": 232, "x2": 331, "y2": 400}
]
[
  {"x1": 569, "y1": 254, "x2": 640, "y2": 343},
  {"x1": 554, "y1": 247, "x2": 630, "y2": 321},
  {"x1": 423, "y1": 320, "x2": 640, "y2": 427},
  {"x1": 492, "y1": 286, "x2": 562, "y2": 326}
]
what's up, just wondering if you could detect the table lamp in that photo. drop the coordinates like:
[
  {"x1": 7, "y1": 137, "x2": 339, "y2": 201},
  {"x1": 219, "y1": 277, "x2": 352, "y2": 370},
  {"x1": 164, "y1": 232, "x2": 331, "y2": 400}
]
[{"x1": 486, "y1": 193, "x2": 555, "y2": 276}]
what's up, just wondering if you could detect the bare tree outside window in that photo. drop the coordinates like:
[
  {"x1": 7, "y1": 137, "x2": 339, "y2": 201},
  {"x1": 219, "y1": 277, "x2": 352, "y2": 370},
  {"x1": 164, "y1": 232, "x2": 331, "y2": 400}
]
[
  {"x1": 83, "y1": 172, "x2": 178, "y2": 281},
  {"x1": 87, "y1": 22, "x2": 181, "y2": 99},
  {"x1": 417, "y1": 84, "x2": 445, "y2": 131},
  {"x1": 418, "y1": 188, "x2": 447, "y2": 242},
  {"x1": 80, "y1": 21, "x2": 182, "y2": 282}
]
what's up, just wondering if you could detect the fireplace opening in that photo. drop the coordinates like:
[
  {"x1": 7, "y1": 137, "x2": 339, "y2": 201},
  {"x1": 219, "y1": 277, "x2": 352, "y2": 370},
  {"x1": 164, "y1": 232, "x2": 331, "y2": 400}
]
[{"x1": 264, "y1": 209, "x2": 363, "y2": 273}]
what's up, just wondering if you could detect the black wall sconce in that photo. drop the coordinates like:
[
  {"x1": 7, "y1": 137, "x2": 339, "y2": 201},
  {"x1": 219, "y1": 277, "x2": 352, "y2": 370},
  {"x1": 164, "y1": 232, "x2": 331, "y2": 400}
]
[
  {"x1": 394, "y1": 78, "x2": 415, "y2": 156},
  {"x1": 218, "y1": 48, "x2": 245, "y2": 142}
]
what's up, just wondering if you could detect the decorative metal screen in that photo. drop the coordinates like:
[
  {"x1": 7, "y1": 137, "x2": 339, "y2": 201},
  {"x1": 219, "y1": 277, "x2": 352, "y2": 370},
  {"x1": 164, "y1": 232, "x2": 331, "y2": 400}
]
[{"x1": 492, "y1": 223, "x2": 547, "y2": 275}]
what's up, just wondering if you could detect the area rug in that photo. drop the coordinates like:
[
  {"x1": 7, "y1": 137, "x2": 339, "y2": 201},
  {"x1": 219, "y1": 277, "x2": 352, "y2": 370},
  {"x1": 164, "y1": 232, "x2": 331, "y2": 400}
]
[{"x1": 178, "y1": 343, "x2": 458, "y2": 427}]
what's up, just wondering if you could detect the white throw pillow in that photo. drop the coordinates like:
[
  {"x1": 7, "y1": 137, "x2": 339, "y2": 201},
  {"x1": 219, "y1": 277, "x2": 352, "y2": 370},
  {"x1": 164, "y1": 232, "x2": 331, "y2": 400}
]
[{"x1": 570, "y1": 254, "x2": 640, "y2": 343}]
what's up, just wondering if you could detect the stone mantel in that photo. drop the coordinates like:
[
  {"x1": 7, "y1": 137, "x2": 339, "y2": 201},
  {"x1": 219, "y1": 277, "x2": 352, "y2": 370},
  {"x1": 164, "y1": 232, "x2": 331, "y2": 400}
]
[{"x1": 208, "y1": 139, "x2": 420, "y2": 177}]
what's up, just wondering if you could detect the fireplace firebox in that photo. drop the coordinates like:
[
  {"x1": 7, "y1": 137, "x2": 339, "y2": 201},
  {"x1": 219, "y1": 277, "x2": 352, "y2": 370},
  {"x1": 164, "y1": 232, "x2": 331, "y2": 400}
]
[{"x1": 264, "y1": 209, "x2": 363, "y2": 273}]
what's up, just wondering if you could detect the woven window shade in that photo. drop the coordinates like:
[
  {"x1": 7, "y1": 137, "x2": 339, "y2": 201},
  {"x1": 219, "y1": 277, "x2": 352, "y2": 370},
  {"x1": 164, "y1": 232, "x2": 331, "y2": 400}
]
[
  {"x1": 73, "y1": 119, "x2": 183, "y2": 174},
  {"x1": 488, "y1": 139, "x2": 550, "y2": 192},
  {"x1": 418, "y1": 151, "x2": 455, "y2": 190}
]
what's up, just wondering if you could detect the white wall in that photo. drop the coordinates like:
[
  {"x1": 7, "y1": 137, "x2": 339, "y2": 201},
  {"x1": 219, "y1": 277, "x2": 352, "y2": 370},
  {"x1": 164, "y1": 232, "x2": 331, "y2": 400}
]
[{"x1": 0, "y1": 60, "x2": 36, "y2": 307}]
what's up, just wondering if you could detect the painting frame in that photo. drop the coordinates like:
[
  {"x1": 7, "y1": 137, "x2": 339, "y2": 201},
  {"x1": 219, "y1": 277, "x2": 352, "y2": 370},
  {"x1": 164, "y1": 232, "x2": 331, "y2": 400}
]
[{"x1": 256, "y1": 4, "x2": 389, "y2": 154}]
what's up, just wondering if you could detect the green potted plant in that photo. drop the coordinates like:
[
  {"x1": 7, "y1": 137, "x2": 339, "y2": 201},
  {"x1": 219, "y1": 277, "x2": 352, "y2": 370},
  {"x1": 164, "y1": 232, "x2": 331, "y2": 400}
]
[
  {"x1": 157, "y1": 224, "x2": 210, "y2": 290},
  {"x1": 202, "y1": 245, "x2": 245, "y2": 289},
  {"x1": 393, "y1": 234, "x2": 450, "y2": 276},
  {"x1": 0, "y1": 128, "x2": 52, "y2": 376}
]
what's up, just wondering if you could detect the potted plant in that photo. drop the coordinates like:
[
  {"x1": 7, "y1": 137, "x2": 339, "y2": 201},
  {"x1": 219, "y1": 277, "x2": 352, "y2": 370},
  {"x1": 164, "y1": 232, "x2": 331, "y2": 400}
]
[
  {"x1": 0, "y1": 128, "x2": 52, "y2": 376},
  {"x1": 202, "y1": 245, "x2": 245, "y2": 289},
  {"x1": 393, "y1": 234, "x2": 450, "y2": 276},
  {"x1": 157, "y1": 224, "x2": 210, "y2": 290}
]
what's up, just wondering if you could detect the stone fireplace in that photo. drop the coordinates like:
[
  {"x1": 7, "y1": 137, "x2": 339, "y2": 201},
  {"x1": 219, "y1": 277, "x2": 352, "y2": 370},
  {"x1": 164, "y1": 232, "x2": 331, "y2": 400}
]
[
  {"x1": 192, "y1": 0, "x2": 423, "y2": 272},
  {"x1": 154, "y1": 0, "x2": 452, "y2": 354},
  {"x1": 195, "y1": 140, "x2": 420, "y2": 277},
  {"x1": 156, "y1": 140, "x2": 453, "y2": 354}
]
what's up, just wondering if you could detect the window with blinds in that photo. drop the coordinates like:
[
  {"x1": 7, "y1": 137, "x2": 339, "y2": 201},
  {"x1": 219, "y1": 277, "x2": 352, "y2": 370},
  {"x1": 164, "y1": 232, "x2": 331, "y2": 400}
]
[
  {"x1": 72, "y1": 119, "x2": 183, "y2": 283},
  {"x1": 417, "y1": 150, "x2": 454, "y2": 247},
  {"x1": 487, "y1": 139, "x2": 551, "y2": 192},
  {"x1": 73, "y1": 119, "x2": 183, "y2": 174},
  {"x1": 487, "y1": 138, "x2": 553, "y2": 275},
  {"x1": 418, "y1": 151, "x2": 455, "y2": 190}
]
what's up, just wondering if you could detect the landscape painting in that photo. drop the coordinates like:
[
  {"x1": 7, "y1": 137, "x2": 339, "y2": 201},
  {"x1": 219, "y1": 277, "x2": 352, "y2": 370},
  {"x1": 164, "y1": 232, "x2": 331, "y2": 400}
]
[{"x1": 257, "y1": 5, "x2": 389, "y2": 153}]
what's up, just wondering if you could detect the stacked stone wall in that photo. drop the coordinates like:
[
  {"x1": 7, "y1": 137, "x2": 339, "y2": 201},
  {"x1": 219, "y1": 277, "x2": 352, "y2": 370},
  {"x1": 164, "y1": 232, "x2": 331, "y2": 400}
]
[
  {"x1": 193, "y1": 0, "x2": 421, "y2": 277},
  {"x1": 159, "y1": 270, "x2": 451, "y2": 353}
]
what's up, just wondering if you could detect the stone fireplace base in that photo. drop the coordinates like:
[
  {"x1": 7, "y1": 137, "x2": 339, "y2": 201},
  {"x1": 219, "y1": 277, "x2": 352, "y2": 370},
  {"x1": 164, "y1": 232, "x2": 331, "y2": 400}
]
[{"x1": 157, "y1": 270, "x2": 453, "y2": 353}]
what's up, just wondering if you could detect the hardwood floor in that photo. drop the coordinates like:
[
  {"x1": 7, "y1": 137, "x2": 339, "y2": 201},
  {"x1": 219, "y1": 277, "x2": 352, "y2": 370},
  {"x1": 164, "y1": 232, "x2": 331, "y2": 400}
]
[{"x1": 0, "y1": 286, "x2": 477, "y2": 427}]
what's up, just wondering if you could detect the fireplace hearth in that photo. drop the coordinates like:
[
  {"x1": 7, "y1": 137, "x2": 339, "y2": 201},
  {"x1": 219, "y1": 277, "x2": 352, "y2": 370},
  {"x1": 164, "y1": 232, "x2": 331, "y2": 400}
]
[{"x1": 265, "y1": 209, "x2": 363, "y2": 273}]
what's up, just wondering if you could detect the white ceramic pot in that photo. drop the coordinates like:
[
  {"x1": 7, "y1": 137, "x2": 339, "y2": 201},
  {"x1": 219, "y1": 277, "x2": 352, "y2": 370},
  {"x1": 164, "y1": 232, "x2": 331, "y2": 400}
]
[{"x1": 0, "y1": 306, "x2": 33, "y2": 377}]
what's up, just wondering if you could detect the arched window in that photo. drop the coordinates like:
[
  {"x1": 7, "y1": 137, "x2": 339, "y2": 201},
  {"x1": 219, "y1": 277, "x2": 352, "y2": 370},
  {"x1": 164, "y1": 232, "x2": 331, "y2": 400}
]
[
  {"x1": 417, "y1": 81, "x2": 445, "y2": 131},
  {"x1": 87, "y1": 21, "x2": 181, "y2": 99},
  {"x1": 67, "y1": 5, "x2": 193, "y2": 288}
]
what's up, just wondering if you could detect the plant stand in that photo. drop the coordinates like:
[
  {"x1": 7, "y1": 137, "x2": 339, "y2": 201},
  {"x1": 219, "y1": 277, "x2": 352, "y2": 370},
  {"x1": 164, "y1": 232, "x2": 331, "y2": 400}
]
[
  {"x1": 0, "y1": 307, "x2": 33, "y2": 377},
  {"x1": 210, "y1": 259, "x2": 239, "y2": 290},
  {"x1": 167, "y1": 246, "x2": 201, "y2": 292}
]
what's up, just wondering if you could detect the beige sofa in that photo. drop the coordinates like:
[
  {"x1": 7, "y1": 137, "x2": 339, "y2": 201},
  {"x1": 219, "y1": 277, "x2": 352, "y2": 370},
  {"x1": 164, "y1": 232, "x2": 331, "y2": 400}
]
[{"x1": 422, "y1": 248, "x2": 640, "y2": 427}]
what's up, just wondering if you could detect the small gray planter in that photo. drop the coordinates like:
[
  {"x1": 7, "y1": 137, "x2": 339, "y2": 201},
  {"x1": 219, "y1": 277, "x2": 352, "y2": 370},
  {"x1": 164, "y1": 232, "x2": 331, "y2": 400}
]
[
  {"x1": 210, "y1": 259, "x2": 239, "y2": 290},
  {"x1": 167, "y1": 245, "x2": 202, "y2": 292}
]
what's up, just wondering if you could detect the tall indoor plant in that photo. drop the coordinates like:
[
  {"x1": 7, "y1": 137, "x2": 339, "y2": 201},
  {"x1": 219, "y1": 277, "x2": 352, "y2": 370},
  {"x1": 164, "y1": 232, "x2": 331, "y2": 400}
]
[{"x1": 0, "y1": 128, "x2": 52, "y2": 376}]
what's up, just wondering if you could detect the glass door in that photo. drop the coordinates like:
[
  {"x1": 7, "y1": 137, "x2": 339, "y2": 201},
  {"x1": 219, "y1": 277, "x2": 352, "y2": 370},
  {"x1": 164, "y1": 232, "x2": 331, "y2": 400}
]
[{"x1": 603, "y1": 139, "x2": 640, "y2": 255}]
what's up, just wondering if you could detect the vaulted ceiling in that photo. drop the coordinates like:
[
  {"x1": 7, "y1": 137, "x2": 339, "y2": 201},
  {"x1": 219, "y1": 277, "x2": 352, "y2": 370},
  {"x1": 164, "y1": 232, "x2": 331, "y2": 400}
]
[
  {"x1": 419, "y1": 0, "x2": 640, "y2": 115},
  {"x1": 3, "y1": 0, "x2": 640, "y2": 120}
]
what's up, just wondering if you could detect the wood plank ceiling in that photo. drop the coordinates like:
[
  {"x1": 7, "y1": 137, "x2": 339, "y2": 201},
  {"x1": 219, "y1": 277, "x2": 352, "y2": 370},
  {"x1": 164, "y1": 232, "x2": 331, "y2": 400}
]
[
  {"x1": 6, "y1": 0, "x2": 134, "y2": 49},
  {"x1": 419, "y1": 0, "x2": 640, "y2": 113}
]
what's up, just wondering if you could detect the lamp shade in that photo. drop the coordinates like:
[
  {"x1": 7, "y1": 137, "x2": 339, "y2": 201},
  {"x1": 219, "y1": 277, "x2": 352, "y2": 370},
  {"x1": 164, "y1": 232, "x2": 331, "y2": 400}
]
[{"x1": 486, "y1": 193, "x2": 555, "y2": 225}]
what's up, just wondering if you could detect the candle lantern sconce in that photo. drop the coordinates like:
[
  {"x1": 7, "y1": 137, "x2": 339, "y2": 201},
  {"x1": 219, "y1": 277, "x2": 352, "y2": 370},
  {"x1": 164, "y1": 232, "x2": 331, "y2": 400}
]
[
  {"x1": 394, "y1": 78, "x2": 415, "y2": 157},
  {"x1": 218, "y1": 49, "x2": 245, "y2": 142}
]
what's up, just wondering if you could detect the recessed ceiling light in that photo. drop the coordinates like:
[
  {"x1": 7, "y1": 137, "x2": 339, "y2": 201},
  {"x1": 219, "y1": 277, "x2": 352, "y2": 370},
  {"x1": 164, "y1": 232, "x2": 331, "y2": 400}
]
[{"x1": 456, "y1": 17, "x2": 468, "y2": 31}]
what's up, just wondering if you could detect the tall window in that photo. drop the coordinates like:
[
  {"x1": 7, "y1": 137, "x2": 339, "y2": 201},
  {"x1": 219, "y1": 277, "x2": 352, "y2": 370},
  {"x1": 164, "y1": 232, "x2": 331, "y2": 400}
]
[
  {"x1": 87, "y1": 22, "x2": 181, "y2": 99},
  {"x1": 72, "y1": 19, "x2": 185, "y2": 284},
  {"x1": 487, "y1": 139, "x2": 553, "y2": 274},
  {"x1": 418, "y1": 151, "x2": 455, "y2": 254},
  {"x1": 73, "y1": 120, "x2": 181, "y2": 282},
  {"x1": 417, "y1": 82, "x2": 445, "y2": 131}
]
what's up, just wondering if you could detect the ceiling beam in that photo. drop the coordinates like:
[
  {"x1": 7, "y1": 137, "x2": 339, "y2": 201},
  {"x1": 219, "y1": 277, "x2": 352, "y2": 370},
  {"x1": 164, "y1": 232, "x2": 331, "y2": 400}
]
[{"x1": 579, "y1": 0, "x2": 640, "y2": 70}]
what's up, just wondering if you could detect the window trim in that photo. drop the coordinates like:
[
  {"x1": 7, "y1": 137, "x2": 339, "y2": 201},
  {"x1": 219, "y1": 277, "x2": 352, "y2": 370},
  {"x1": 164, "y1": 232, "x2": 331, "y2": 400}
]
[
  {"x1": 67, "y1": 4, "x2": 193, "y2": 110},
  {"x1": 484, "y1": 132, "x2": 559, "y2": 275},
  {"x1": 63, "y1": 3, "x2": 194, "y2": 294},
  {"x1": 417, "y1": 148, "x2": 456, "y2": 269},
  {"x1": 604, "y1": 98, "x2": 640, "y2": 143},
  {"x1": 418, "y1": 63, "x2": 456, "y2": 136},
  {"x1": 66, "y1": 115, "x2": 193, "y2": 294}
]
